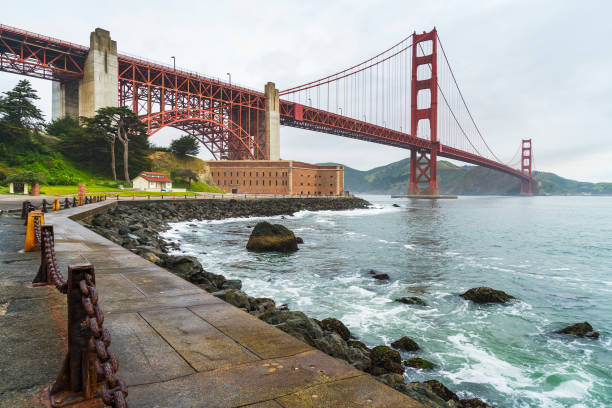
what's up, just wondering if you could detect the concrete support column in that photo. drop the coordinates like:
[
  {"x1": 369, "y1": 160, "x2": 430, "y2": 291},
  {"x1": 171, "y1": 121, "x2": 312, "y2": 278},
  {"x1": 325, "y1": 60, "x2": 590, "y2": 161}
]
[
  {"x1": 80, "y1": 28, "x2": 118, "y2": 117},
  {"x1": 52, "y1": 28, "x2": 118, "y2": 120},
  {"x1": 264, "y1": 82, "x2": 280, "y2": 161},
  {"x1": 51, "y1": 81, "x2": 80, "y2": 120}
]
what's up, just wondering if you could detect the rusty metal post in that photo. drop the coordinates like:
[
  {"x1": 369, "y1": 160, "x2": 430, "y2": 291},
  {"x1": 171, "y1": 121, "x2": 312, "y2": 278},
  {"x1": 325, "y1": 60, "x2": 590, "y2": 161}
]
[{"x1": 43, "y1": 264, "x2": 105, "y2": 407}]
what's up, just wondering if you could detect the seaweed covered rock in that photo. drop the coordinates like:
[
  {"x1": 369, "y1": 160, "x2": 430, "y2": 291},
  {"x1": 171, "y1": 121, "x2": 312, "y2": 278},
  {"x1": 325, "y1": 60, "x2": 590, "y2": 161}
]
[
  {"x1": 369, "y1": 345, "x2": 403, "y2": 375},
  {"x1": 320, "y1": 317, "x2": 351, "y2": 341},
  {"x1": 395, "y1": 296, "x2": 427, "y2": 306},
  {"x1": 246, "y1": 221, "x2": 298, "y2": 252},
  {"x1": 391, "y1": 336, "x2": 419, "y2": 352},
  {"x1": 557, "y1": 322, "x2": 599, "y2": 339},
  {"x1": 404, "y1": 357, "x2": 435, "y2": 370},
  {"x1": 460, "y1": 287, "x2": 514, "y2": 304}
]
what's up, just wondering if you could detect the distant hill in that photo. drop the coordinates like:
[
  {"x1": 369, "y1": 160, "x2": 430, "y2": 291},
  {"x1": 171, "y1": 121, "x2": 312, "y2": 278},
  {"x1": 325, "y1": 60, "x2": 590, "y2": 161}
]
[{"x1": 319, "y1": 159, "x2": 612, "y2": 195}]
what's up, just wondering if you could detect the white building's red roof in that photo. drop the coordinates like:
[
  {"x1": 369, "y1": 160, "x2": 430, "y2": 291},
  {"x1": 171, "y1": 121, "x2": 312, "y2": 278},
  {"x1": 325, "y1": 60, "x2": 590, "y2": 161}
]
[{"x1": 138, "y1": 172, "x2": 173, "y2": 182}]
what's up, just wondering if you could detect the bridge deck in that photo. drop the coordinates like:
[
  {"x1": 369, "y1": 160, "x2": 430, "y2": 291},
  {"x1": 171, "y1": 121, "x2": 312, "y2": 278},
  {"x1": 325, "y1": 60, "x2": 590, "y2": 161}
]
[{"x1": 0, "y1": 201, "x2": 421, "y2": 408}]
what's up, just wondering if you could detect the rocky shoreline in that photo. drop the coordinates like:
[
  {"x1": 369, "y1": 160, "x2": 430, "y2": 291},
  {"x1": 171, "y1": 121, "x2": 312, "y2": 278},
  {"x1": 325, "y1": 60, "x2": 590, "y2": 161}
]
[{"x1": 83, "y1": 198, "x2": 493, "y2": 407}]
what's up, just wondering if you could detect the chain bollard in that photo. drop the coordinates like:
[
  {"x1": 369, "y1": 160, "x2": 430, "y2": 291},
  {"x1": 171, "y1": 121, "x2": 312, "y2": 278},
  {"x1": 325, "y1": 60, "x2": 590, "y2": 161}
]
[
  {"x1": 52, "y1": 198, "x2": 60, "y2": 211},
  {"x1": 41, "y1": 264, "x2": 128, "y2": 408},
  {"x1": 31, "y1": 225, "x2": 67, "y2": 292},
  {"x1": 42, "y1": 199, "x2": 49, "y2": 213},
  {"x1": 24, "y1": 211, "x2": 44, "y2": 252}
]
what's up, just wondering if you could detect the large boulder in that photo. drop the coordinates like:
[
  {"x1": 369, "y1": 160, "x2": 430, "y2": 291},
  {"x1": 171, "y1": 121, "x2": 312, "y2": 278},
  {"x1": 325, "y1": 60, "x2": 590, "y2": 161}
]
[
  {"x1": 246, "y1": 222, "x2": 298, "y2": 252},
  {"x1": 460, "y1": 287, "x2": 514, "y2": 304},
  {"x1": 369, "y1": 345, "x2": 403, "y2": 375},
  {"x1": 391, "y1": 336, "x2": 419, "y2": 352},
  {"x1": 320, "y1": 317, "x2": 351, "y2": 341},
  {"x1": 557, "y1": 322, "x2": 599, "y2": 339}
]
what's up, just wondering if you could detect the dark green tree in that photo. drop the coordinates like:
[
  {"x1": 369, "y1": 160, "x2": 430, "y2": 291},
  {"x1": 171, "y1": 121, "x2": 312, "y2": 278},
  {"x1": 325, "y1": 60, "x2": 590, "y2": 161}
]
[
  {"x1": 170, "y1": 135, "x2": 200, "y2": 157},
  {"x1": 90, "y1": 106, "x2": 148, "y2": 183},
  {"x1": 0, "y1": 79, "x2": 44, "y2": 130}
]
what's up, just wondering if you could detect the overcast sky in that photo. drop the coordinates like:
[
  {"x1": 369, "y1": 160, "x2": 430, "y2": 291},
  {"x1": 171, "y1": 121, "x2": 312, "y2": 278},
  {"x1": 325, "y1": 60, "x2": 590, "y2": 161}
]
[{"x1": 2, "y1": 0, "x2": 611, "y2": 181}]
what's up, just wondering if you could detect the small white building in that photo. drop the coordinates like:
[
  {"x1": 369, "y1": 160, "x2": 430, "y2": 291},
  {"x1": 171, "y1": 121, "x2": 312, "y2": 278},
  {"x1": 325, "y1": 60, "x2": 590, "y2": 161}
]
[{"x1": 132, "y1": 172, "x2": 182, "y2": 192}]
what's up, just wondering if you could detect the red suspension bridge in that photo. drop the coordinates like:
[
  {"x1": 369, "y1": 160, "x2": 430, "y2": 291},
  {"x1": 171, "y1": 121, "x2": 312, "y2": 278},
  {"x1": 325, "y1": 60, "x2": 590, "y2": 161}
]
[{"x1": 0, "y1": 24, "x2": 535, "y2": 195}]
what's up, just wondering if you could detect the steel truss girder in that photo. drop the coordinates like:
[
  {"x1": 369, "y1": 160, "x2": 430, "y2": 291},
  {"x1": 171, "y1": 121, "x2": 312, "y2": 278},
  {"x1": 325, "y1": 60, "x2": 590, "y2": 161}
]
[{"x1": 0, "y1": 25, "x2": 87, "y2": 81}]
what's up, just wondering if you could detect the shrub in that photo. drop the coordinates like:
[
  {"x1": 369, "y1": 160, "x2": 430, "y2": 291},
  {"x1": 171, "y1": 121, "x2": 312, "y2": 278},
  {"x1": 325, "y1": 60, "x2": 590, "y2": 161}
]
[{"x1": 5, "y1": 171, "x2": 47, "y2": 184}]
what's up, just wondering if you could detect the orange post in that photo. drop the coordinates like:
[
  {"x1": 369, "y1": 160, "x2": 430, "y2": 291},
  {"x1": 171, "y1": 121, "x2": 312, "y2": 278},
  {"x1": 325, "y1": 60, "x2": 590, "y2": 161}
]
[
  {"x1": 25, "y1": 211, "x2": 44, "y2": 252},
  {"x1": 52, "y1": 198, "x2": 60, "y2": 211}
]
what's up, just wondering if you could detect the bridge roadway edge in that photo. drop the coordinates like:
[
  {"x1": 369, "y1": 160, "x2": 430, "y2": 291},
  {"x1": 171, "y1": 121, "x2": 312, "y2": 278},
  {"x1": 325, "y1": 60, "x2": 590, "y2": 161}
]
[{"x1": 0, "y1": 200, "x2": 422, "y2": 408}]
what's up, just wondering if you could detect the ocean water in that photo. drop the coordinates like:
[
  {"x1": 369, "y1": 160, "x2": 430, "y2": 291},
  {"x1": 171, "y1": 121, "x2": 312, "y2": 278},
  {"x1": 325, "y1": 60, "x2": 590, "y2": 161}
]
[{"x1": 161, "y1": 196, "x2": 612, "y2": 407}]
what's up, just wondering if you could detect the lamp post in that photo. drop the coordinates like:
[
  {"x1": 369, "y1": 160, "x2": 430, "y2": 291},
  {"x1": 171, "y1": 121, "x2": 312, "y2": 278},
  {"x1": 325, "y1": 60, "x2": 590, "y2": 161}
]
[
  {"x1": 227, "y1": 72, "x2": 231, "y2": 86},
  {"x1": 171, "y1": 56, "x2": 175, "y2": 71},
  {"x1": 338, "y1": 107, "x2": 342, "y2": 115}
]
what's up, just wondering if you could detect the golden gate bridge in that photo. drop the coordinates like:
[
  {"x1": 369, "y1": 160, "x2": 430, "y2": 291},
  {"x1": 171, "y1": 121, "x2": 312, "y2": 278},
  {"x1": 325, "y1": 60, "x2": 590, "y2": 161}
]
[{"x1": 0, "y1": 24, "x2": 535, "y2": 195}]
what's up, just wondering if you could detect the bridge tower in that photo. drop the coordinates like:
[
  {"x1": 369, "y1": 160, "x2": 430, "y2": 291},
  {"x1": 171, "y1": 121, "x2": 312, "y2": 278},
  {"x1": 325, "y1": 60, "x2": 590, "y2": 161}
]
[
  {"x1": 52, "y1": 28, "x2": 118, "y2": 120},
  {"x1": 520, "y1": 138, "x2": 533, "y2": 195},
  {"x1": 408, "y1": 29, "x2": 439, "y2": 196}
]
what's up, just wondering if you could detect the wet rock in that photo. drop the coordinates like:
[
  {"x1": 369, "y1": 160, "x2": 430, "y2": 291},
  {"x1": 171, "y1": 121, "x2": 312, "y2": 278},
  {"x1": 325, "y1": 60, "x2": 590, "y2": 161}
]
[
  {"x1": 296, "y1": 237, "x2": 304, "y2": 244},
  {"x1": 557, "y1": 322, "x2": 599, "y2": 339},
  {"x1": 212, "y1": 289, "x2": 250, "y2": 309},
  {"x1": 376, "y1": 373, "x2": 405, "y2": 387},
  {"x1": 347, "y1": 340, "x2": 370, "y2": 352},
  {"x1": 391, "y1": 336, "x2": 419, "y2": 352},
  {"x1": 221, "y1": 279, "x2": 243, "y2": 290},
  {"x1": 313, "y1": 332, "x2": 349, "y2": 360},
  {"x1": 392, "y1": 203, "x2": 400, "y2": 207},
  {"x1": 460, "y1": 287, "x2": 514, "y2": 304},
  {"x1": 369, "y1": 271, "x2": 390, "y2": 280},
  {"x1": 404, "y1": 357, "x2": 435, "y2": 370},
  {"x1": 261, "y1": 310, "x2": 323, "y2": 347},
  {"x1": 248, "y1": 297, "x2": 276, "y2": 317},
  {"x1": 369, "y1": 345, "x2": 403, "y2": 375},
  {"x1": 246, "y1": 221, "x2": 298, "y2": 252},
  {"x1": 460, "y1": 398, "x2": 493, "y2": 408},
  {"x1": 422, "y1": 380, "x2": 459, "y2": 403},
  {"x1": 395, "y1": 296, "x2": 427, "y2": 306},
  {"x1": 393, "y1": 382, "x2": 451, "y2": 407},
  {"x1": 320, "y1": 317, "x2": 351, "y2": 341},
  {"x1": 163, "y1": 256, "x2": 205, "y2": 281},
  {"x1": 346, "y1": 344, "x2": 371, "y2": 371},
  {"x1": 277, "y1": 303, "x2": 289, "y2": 311}
]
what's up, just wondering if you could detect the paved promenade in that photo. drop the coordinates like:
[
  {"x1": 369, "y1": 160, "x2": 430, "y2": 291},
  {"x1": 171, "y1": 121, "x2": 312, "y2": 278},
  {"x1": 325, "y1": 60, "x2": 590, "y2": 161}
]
[{"x1": 0, "y1": 201, "x2": 421, "y2": 407}]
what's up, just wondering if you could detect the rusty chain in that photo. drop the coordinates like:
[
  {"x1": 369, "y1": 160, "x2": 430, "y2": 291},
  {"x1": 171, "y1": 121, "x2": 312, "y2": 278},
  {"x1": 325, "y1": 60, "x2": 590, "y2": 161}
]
[
  {"x1": 33, "y1": 216, "x2": 41, "y2": 246},
  {"x1": 80, "y1": 272, "x2": 128, "y2": 407},
  {"x1": 41, "y1": 228, "x2": 68, "y2": 293}
]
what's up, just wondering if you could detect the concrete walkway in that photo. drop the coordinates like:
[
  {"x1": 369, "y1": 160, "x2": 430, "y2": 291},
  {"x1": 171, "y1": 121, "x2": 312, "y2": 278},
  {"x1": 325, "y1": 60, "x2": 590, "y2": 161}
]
[{"x1": 0, "y1": 201, "x2": 421, "y2": 407}]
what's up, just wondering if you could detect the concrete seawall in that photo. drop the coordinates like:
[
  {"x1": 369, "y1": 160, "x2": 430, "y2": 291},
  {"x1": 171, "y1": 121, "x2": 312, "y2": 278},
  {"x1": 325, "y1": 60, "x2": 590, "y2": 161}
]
[{"x1": 1, "y1": 200, "x2": 421, "y2": 407}]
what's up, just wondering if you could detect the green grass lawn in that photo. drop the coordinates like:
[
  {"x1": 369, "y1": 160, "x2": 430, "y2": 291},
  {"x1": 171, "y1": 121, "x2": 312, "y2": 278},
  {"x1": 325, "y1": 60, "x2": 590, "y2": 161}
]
[{"x1": 39, "y1": 185, "x2": 124, "y2": 195}]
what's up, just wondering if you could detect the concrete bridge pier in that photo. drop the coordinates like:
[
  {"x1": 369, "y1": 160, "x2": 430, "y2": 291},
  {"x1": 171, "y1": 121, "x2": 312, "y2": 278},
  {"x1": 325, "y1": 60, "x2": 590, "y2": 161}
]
[
  {"x1": 264, "y1": 81, "x2": 280, "y2": 161},
  {"x1": 51, "y1": 28, "x2": 118, "y2": 120}
]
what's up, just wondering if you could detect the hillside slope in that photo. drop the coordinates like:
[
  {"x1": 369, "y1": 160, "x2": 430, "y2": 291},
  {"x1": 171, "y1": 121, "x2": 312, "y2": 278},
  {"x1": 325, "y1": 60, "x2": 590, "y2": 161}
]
[
  {"x1": 148, "y1": 152, "x2": 214, "y2": 185},
  {"x1": 323, "y1": 159, "x2": 611, "y2": 195}
]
